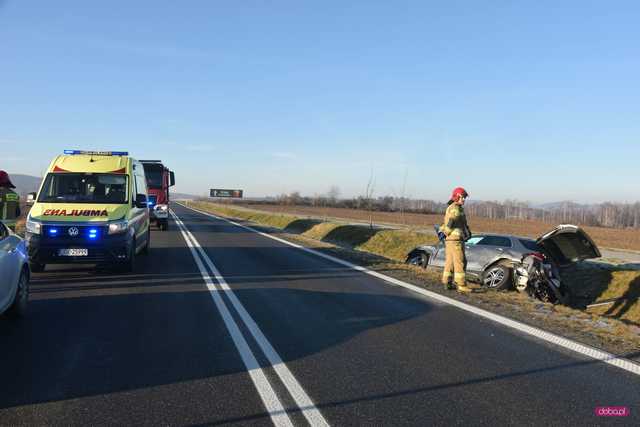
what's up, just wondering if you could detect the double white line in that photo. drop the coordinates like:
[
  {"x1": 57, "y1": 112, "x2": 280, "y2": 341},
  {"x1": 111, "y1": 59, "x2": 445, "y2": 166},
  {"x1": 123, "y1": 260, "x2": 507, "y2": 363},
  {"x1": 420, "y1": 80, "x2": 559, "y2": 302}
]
[{"x1": 171, "y1": 210, "x2": 329, "y2": 427}]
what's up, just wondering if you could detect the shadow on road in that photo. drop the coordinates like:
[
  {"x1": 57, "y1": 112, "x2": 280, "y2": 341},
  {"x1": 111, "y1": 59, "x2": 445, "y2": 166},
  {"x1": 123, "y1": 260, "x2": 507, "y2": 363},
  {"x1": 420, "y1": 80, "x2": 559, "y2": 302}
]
[
  {"x1": 202, "y1": 350, "x2": 640, "y2": 426},
  {"x1": 0, "y1": 263, "x2": 432, "y2": 410}
]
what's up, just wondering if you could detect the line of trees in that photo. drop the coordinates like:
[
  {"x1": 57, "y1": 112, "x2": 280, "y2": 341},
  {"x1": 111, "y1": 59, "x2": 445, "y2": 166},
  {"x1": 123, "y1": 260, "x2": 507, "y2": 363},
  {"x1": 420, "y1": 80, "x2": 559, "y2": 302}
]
[
  {"x1": 249, "y1": 191, "x2": 640, "y2": 230},
  {"x1": 464, "y1": 200, "x2": 640, "y2": 229}
]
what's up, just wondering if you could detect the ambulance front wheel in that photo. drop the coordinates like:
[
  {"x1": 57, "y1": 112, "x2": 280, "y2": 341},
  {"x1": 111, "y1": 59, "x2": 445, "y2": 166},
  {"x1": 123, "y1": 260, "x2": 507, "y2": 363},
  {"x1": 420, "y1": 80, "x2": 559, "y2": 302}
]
[{"x1": 117, "y1": 238, "x2": 136, "y2": 273}]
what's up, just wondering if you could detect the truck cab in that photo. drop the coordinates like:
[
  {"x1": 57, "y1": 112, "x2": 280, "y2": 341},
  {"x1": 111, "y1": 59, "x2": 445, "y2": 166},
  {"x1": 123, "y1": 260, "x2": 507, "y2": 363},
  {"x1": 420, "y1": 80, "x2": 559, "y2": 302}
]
[{"x1": 140, "y1": 161, "x2": 175, "y2": 231}]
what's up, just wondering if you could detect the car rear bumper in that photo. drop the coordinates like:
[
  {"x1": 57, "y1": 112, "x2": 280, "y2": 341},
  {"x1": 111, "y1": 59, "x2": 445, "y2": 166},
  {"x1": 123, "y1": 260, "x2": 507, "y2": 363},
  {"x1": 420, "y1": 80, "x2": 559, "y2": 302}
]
[{"x1": 150, "y1": 205, "x2": 169, "y2": 219}]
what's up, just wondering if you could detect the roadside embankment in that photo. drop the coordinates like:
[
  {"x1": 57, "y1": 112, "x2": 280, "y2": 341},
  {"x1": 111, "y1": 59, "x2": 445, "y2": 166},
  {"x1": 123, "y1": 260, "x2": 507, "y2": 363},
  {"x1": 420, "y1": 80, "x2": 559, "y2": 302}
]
[
  {"x1": 563, "y1": 263, "x2": 640, "y2": 326},
  {"x1": 183, "y1": 200, "x2": 640, "y2": 337},
  {"x1": 185, "y1": 200, "x2": 438, "y2": 262}
]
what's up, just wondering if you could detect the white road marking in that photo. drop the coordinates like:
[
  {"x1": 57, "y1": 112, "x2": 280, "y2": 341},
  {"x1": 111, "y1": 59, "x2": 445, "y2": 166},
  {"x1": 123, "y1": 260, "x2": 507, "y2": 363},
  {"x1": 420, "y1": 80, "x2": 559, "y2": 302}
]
[
  {"x1": 172, "y1": 210, "x2": 330, "y2": 427},
  {"x1": 171, "y1": 212, "x2": 294, "y2": 427},
  {"x1": 178, "y1": 202, "x2": 640, "y2": 378}
]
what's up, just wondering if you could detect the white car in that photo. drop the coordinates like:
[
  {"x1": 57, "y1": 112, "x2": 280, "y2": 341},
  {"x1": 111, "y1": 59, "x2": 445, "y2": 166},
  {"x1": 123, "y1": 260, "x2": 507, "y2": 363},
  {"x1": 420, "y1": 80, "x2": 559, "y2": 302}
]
[{"x1": 0, "y1": 221, "x2": 30, "y2": 317}]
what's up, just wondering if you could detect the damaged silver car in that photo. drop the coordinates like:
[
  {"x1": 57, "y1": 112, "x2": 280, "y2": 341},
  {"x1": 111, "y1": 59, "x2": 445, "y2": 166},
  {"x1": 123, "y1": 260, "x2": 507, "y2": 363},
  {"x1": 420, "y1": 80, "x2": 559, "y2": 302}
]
[{"x1": 406, "y1": 224, "x2": 601, "y2": 303}]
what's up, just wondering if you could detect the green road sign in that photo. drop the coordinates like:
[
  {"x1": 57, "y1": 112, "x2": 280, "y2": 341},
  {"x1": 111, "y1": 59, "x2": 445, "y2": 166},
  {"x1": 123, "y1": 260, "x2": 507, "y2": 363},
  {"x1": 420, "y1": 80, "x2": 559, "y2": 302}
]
[{"x1": 210, "y1": 189, "x2": 243, "y2": 198}]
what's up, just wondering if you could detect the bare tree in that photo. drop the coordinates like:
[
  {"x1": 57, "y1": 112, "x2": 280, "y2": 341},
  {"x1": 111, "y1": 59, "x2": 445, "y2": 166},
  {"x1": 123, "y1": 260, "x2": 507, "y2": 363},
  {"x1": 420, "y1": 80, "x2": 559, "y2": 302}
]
[
  {"x1": 400, "y1": 167, "x2": 408, "y2": 225},
  {"x1": 288, "y1": 191, "x2": 301, "y2": 206},
  {"x1": 327, "y1": 185, "x2": 341, "y2": 205},
  {"x1": 364, "y1": 168, "x2": 376, "y2": 229},
  {"x1": 321, "y1": 185, "x2": 340, "y2": 222}
]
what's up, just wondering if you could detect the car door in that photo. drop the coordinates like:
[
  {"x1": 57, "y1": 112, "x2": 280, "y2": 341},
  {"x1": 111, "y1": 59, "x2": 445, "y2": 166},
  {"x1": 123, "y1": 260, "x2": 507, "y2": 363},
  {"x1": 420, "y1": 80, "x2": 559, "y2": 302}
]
[
  {"x1": 0, "y1": 222, "x2": 19, "y2": 312},
  {"x1": 430, "y1": 241, "x2": 446, "y2": 268},
  {"x1": 467, "y1": 235, "x2": 513, "y2": 273},
  {"x1": 463, "y1": 235, "x2": 486, "y2": 273}
]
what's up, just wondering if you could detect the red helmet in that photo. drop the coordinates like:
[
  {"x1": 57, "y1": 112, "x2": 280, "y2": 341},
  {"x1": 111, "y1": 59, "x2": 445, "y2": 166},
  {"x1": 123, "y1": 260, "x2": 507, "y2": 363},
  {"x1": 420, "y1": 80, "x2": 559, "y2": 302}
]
[
  {"x1": 0, "y1": 170, "x2": 15, "y2": 188},
  {"x1": 450, "y1": 187, "x2": 468, "y2": 202}
]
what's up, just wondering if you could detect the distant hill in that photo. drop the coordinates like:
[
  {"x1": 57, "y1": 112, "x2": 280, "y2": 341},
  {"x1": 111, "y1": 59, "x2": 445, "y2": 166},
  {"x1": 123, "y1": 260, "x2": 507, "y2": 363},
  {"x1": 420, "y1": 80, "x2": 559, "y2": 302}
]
[
  {"x1": 9, "y1": 174, "x2": 41, "y2": 196},
  {"x1": 171, "y1": 192, "x2": 198, "y2": 200}
]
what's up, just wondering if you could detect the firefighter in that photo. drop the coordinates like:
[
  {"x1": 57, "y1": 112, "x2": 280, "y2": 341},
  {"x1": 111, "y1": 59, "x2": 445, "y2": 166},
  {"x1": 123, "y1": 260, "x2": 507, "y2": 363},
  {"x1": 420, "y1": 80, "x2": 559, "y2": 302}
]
[
  {"x1": 440, "y1": 187, "x2": 473, "y2": 293},
  {"x1": 0, "y1": 170, "x2": 21, "y2": 231}
]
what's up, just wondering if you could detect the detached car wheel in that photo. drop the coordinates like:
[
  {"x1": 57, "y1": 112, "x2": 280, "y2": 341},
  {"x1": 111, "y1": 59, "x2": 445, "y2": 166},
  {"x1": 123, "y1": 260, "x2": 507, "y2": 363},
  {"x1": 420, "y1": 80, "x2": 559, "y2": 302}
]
[
  {"x1": 8, "y1": 269, "x2": 29, "y2": 317},
  {"x1": 407, "y1": 252, "x2": 429, "y2": 268},
  {"x1": 482, "y1": 263, "x2": 512, "y2": 290}
]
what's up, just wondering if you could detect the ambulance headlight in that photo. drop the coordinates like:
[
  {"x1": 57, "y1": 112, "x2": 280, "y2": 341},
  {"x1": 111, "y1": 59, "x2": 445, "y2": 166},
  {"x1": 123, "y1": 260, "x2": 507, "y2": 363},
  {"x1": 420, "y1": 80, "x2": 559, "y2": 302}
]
[
  {"x1": 108, "y1": 220, "x2": 128, "y2": 235},
  {"x1": 155, "y1": 204, "x2": 168, "y2": 211},
  {"x1": 26, "y1": 218, "x2": 42, "y2": 235}
]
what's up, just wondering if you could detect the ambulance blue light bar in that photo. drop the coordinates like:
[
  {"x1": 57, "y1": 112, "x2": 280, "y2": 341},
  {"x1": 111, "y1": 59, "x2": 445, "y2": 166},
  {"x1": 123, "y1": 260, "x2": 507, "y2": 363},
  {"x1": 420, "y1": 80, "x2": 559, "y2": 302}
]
[{"x1": 64, "y1": 150, "x2": 129, "y2": 156}]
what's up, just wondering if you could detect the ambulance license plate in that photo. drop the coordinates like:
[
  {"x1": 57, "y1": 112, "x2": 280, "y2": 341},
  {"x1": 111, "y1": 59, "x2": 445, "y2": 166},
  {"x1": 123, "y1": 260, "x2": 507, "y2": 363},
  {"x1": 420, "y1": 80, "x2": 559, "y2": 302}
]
[{"x1": 59, "y1": 248, "x2": 88, "y2": 257}]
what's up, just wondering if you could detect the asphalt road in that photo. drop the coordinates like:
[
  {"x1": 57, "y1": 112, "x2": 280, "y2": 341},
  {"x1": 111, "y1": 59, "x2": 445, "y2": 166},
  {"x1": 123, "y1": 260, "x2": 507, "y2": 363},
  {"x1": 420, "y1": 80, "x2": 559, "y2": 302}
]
[{"x1": 1, "y1": 202, "x2": 638, "y2": 426}]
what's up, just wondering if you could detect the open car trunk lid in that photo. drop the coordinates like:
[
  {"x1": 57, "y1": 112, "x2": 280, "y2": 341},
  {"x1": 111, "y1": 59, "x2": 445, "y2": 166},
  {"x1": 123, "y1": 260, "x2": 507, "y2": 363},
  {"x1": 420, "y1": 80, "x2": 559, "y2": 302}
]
[{"x1": 536, "y1": 224, "x2": 601, "y2": 266}]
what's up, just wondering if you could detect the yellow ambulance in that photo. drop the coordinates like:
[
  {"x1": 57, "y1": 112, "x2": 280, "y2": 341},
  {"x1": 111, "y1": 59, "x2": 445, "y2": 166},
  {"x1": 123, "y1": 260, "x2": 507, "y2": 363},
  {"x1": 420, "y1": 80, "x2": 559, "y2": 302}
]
[{"x1": 25, "y1": 150, "x2": 150, "y2": 272}]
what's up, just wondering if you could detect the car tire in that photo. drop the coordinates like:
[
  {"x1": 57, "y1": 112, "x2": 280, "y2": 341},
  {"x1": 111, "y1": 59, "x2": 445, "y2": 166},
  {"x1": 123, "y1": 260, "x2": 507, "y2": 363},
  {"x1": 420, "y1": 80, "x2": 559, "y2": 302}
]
[
  {"x1": 29, "y1": 262, "x2": 45, "y2": 273},
  {"x1": 119, "y1": 238, "x2": 136, "y2": 273},
  {"x1": 482, "y1": 262, "x2": 512, "y2": 290},
  {"x1": 407, "y1": 251, "x2": 429, "y2": 268},
  {"x1": 8, "y1": 268, "x2": 29, "y2": 317}
]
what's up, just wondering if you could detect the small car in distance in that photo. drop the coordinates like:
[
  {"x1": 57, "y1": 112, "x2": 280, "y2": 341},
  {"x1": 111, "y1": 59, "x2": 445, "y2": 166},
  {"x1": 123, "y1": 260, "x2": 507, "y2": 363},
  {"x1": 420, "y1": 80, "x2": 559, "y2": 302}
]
[{"x1": 0, "y1": 221, "x2": 30, "y2": 317}]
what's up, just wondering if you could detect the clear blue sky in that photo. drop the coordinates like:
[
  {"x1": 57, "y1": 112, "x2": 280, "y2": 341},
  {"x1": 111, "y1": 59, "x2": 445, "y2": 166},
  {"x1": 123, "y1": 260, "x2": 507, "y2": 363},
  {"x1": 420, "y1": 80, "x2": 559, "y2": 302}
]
[{"x1": 1, "y1": 1, "x2": 639, "y2": 203}]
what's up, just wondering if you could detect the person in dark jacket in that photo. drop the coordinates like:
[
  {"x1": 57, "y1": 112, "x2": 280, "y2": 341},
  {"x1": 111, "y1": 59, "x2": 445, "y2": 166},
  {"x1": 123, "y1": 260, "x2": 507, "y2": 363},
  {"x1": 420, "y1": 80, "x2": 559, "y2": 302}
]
[{"x1": 0, "y1": 171, "x2": 21, "y2": 231}]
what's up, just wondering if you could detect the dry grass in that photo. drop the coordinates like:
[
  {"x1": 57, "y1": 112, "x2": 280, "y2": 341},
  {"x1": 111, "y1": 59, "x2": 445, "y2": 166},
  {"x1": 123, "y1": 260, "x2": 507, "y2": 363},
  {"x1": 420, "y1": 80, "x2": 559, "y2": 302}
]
[
  {"x1": 562, "y1": 263, "x2": 640, "y2": 327},
  {"x1": 13, "y1": 202, "x2": 30, "y2": 236},
  {"x1": 236, "y1": 203, "x2": 640, "y2": 252},
  {"x1": 15, "y1": 217, "x2": 26, "y2": 236}
]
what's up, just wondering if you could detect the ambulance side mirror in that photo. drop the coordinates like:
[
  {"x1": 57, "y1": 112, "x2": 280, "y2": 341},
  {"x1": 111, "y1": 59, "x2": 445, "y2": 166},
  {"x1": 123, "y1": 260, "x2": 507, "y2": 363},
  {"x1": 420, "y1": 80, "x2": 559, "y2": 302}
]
[
  {"x1": 169, "y1": 171, "x2": 175, "y2": 187},
  {"x1": 27, "y1": 192, "x2": 37, "y2": 206},
  {"x1": 135, "y1": 194, "x2": 148, "y2": 208}
]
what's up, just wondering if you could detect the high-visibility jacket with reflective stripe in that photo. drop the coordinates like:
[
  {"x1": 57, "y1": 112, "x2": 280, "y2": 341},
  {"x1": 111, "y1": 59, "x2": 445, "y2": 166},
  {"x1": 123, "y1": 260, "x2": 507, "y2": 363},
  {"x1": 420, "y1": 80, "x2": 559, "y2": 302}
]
[
  {"x1": 0, "y1": 187, "x2": 20, "y2": 223},
  {"x1": 440, "y1": 203, "x2": 471, "y2": 241}
]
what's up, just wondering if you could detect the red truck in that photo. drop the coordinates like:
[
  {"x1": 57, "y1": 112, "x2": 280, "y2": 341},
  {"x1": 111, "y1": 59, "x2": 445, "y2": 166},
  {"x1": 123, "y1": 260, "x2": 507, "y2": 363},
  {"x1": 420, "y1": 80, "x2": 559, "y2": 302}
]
[{"x1": 140, "y1": 160, "x2": 175, "y2": 230}]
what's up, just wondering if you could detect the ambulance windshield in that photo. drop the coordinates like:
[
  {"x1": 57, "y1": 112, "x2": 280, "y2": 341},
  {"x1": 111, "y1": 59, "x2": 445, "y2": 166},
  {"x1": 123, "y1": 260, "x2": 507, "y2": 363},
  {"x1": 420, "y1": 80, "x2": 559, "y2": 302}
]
[{"x1": 38, "y1": 173, "x2": 129, "y2": 204}]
